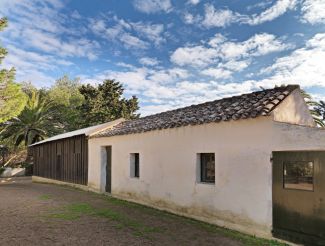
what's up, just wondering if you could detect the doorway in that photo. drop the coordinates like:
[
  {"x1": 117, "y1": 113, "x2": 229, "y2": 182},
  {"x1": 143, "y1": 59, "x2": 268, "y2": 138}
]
[
  {"x1": 272, "y1": 151, "x2": 325, "y2": 245},
  {"x1": 105, "y1": 146, "x2": 112, "y2": 193}
]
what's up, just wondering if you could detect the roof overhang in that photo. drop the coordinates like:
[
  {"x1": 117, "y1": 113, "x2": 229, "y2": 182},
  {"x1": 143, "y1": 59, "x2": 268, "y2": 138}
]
[{"x1": 28, "y1": 118, "x2": 125, "y2": 147}]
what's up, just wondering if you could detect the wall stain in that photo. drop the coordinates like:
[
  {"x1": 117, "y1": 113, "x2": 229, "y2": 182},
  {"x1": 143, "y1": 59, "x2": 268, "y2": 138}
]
[{"x1": 113, "y1": 189, "x2": 271, "y2": 237}]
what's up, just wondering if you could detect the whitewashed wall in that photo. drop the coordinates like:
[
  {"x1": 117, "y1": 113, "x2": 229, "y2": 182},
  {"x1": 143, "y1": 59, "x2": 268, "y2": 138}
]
[
  {"x1": 88, "y1": 117, "x2": 275, "y2": 236},
  {"x1": 87, "y1": 90, "x2": 325, "y2": 237}
]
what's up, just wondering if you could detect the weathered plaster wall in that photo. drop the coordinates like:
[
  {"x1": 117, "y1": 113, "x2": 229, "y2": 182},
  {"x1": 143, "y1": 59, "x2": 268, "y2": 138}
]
[
  {"x1": 88, "y1": 117, "x2": 275, "y2": 237},
  {"x1": 87, "y1": 92, "x2": 325, "y2": 238},
  {"x1": 272, "y1": 122, "x2": 325, "y2": 150},
  {"x1": 272, "y1": 89, "x2": 315, "y2": 127}
]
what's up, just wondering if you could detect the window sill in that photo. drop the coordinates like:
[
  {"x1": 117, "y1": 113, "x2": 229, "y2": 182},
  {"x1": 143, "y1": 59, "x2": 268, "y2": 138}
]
[
  {"x1": 196, "y1": 181, "x2": 215, "y2": 186},
  {"x1": 130, "y1": 177, "x2": 140, "y2": 179}
]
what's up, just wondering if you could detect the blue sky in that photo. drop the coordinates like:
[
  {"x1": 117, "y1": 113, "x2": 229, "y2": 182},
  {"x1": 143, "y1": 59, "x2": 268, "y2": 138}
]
[{"x1": 1, "y1": 0, "x2": 325, "y2": 115}]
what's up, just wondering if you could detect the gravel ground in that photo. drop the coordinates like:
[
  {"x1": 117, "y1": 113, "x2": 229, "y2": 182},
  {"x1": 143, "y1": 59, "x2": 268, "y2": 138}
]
[
  {"x1": 0, "y1": 177, "x2": 282, "y2": 246},
  {"x1": 0, "y1": 177, "x2": 241, "y2": 246}
]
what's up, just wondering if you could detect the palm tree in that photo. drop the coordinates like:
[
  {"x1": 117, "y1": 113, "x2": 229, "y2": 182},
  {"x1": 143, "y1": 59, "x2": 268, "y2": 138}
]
[
  {"x1": 301, "y1": 90, "x2": 325, "y2": 127},
  {"x1": 0, "y1": 90, "x2": 63, "y2": 146},
  {"x1": 313, "y1": 100, "x2": 325, "y2": 127}
]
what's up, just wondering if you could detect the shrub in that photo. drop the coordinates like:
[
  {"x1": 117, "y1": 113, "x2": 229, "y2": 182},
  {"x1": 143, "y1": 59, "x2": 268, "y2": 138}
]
[{"x1": 0, "y1": 166, "x2": 5, "y2": 176}]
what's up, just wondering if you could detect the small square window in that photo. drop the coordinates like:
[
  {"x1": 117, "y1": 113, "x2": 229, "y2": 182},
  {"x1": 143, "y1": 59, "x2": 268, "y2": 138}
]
[
  {"x1": 130, "y1": 153, "x2": 140, "y2": 178},
  {"x1": 283, "y1": 161, "x2": 314, "y2": 191},
  {"x1": 200, "y1": 153, "x2": 215, "y2": 183}
]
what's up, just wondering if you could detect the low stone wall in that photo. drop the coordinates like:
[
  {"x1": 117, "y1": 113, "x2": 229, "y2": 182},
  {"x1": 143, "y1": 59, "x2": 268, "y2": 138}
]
[{"x1": 32, "y1": 176, "x2": 90, "y2": 192}]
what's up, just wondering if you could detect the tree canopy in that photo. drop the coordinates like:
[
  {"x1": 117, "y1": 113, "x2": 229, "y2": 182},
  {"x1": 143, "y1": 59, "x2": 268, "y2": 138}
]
[
  {"x1": 47, "y1": 75, "x2": 85, "y2": 131},
  {"x1": 0, "y1": 90, "x2": 62, "y2": 146},
  {"x1": 78, "y1": 79, "x2": 139, "y2": 127},
  {"x1": 0, "y1": 17, "x2": 27, "y2": 123}
]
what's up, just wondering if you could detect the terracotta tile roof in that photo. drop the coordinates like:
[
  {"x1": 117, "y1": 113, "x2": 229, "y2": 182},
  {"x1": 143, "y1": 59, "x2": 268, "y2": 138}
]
[{"x1": 93, "y1": 85, "x2": 299, "y2": 138}]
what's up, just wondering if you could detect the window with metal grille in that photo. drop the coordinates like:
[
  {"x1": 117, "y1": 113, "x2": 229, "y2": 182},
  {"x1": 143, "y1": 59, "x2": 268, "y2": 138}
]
[
  {"x1": 200, "y1": 153, "x2": 215, "y2": 183},
  {"x1": 130, "y1": 153, "x2": 140, "y2": 178}
]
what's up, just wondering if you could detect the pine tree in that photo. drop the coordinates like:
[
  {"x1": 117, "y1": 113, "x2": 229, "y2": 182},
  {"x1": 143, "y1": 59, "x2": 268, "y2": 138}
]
[{"x1": 78, "y1": 79, "x2": 139, "y2": 127}]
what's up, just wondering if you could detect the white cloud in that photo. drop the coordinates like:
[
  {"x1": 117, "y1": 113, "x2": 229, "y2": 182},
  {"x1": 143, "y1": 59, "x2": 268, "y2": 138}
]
[
  {"x1": 301, "y1": 0, "x2": 325, "y2": 24},
  {"x1": 90, "y1": 17, "x2": 165, "y2": 50},
  {"x1": 183, "y1": 12, "x2": 202, "y2": 24},
  {"x1": 1, "y1": 0, "x2": 100, "y2": 60},
  {"x1": 116, "y1": 62, "x2": 136, "y2": 69},
  {"x1": 132, "y1": 22, "x2": 165, "y2": 46},
  {"x1": 219, "y1": 33, "x2": 291, "y2": 60},
  {"x1": 21, "y1": 28, "x2": 100, "y2": 60},
  {"x1": 257, "y1": 33, "x2": 325, "y2": 88},
  {"x1": 208, "y1": 33, "x2": 227, "y2": 47},
  {"x1": 2, "y1": 45, "x2": 64, "y2": 86},
  {"x1": 187, "y1": 0, "x2": 298, "y2": 28},
  {"x1": 171, "y1": 33, "x2": 290, "y2": 67},
  {"x1": 119, "y1": 33, "x2": 149, "y2": 50},
  {"x1": 148, "y1": 68, "x2": 189, "y2": 84},
  {"x1": 133, "y1": 0, "x2": 172, "y2": 14},
  {"x1": 201, "y1": 68, "x2": 232, "y2": 79},
  {"x1": 188, "y1": 0, "x2": 200, "y2": 5},
  {"x1": 246, "y1": 1, "x2": 273, "y2": 11},
  {"x1": 244, "y1": 0, "x2": 297, "y2": 25},
  {"x1": 171, "y1": 45, "x2": 219, "y2": 67},
  {"x1": 221, "y1": 60, "x2": 251, "y2": 72},
  {"x1": 139, "y1": 57, "x2": 160, "y2": 66},
  {"x1": 202, "y1": 4, "x2": 239, "y2": 28}
]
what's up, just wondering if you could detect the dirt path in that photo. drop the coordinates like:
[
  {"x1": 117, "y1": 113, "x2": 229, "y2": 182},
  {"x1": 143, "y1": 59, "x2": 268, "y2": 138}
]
[{"x1": 0, "y1": 177, "x2": 283, "y2": 246}]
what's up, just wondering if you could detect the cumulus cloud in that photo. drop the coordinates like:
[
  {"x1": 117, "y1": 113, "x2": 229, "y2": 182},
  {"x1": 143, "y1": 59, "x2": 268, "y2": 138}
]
[
  {"x1": 79, "y1": 33, "x2": 325, "y2": 116},
  {"x1": 132, "y1": 22, "x2": 165, "y2": 46},
  {"x1": 139, "y1": 57, "x2": 160, "y2": 66},
  {"x1": 171, "y1": 33, "x2": 291, "y2": 67},
  {"x1": 90, "y1": 17, "x2": 165, "y2": 50},
  {"x1": 1, "y1": 0, "x2": 100, "y2": 60},
  {"x1": 257, "y1": 33, "x2": 325, "y2": 88},
  {"x1": 170, "y1": 45, "x2": 219, "y2": 67},
  {"x1": 201, "y1": 68, "x2": 232, "y2": 79},
  {"x1": 0, "y1": 0, "x2": 100, "y2": 86},
  {"x1": 202, "y1": 5, "x2": 239, "y2": 28},
  {"x1": 133, "y1": 0, "x2": 172, "y2": 14},
  {"x1": 301, "y1": 0, "x2": 325, "y2": 24},
  {"x1": 183, "y1": 12, "x2": 202, "y2": 24},
  {"x1": 188, "y1": 0, "x2": 200, "y2": 5},
  {"x1": 244, "y1": 0, "x2": 297, "y2": 25},
  {"x1": 119, "y1": 33, "x2": 149, "y2": 50},
  {"x1": 186, "y1": 0, "x2": 298, "y2": 28},
  {"x1": 2, "y1": 45, "x2": 64, "y2": 86}
]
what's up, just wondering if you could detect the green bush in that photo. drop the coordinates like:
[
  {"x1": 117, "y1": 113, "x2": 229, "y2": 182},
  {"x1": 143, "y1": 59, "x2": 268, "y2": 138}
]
[{"x1": 0, "y1": 166, "x2": 5, "y2": 176}]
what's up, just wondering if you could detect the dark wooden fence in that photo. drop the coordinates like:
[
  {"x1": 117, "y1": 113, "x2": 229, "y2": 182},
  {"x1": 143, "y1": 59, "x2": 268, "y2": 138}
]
[{"x1": 31, "y1": 135, "x2": 88, "y2": 185}]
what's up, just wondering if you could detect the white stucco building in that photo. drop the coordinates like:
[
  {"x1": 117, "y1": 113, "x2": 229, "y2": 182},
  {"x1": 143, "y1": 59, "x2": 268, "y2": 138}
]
[{"x1": 31, "y1": 85, "x2": 325, "y2": 243}]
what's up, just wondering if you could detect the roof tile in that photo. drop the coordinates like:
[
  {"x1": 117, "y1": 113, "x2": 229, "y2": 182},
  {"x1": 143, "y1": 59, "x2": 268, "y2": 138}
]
[{"x1": 93, "y1": 85, "x2": 299, "y2": 138}]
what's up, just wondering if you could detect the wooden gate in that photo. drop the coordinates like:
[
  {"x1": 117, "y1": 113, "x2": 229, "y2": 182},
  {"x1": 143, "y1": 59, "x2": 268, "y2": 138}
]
[{"x1": 272, "y1": 151, "x2": 325, "y2": 245}]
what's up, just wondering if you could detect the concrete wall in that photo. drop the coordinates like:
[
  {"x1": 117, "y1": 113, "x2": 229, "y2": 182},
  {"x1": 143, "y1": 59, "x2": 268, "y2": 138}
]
[{"x1": 272, "y1": 89, "x2": 315, "y2": 127}]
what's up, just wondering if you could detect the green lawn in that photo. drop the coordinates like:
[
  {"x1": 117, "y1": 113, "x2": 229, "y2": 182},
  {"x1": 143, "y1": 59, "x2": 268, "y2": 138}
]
[{"x1": 42, "y1": 189, "x2": 287, "y2": 246}]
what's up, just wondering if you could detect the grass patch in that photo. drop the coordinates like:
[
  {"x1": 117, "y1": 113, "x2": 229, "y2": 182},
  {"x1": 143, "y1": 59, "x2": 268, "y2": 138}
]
[
  {"x1": 183, "y1": 218, "x2": 286, "y2": 246},
  {"x1": 40, "y1": 182, "x2": 287, "y2": 245},
  {"x1": 100, "y1": 196, "x2": 286, "y2": 246},
  {"x1": 46, "y1": 202, "x2": 162, "y2": 238},
  {"x1": 38, "y1": 194, "x2": 51, "y2": 200},
  {"x1": 46, "y1": 203, "x2": 94, "y2": 220},
  {"x1": 94, "y1": 208, "x2": 162, "y2": 237}
]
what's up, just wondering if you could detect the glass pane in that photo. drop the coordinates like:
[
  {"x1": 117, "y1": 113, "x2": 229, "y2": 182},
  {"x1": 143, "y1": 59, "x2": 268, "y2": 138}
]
[
  {"x1": 284, "y1": 161, "x2": 314, "y2": 191},
  {"x1": 201, "y1": 153, "x2": 215, "y2": 183},
  {"x1": 134, "y1": 153, "x2": 139, "y2": 178}
]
